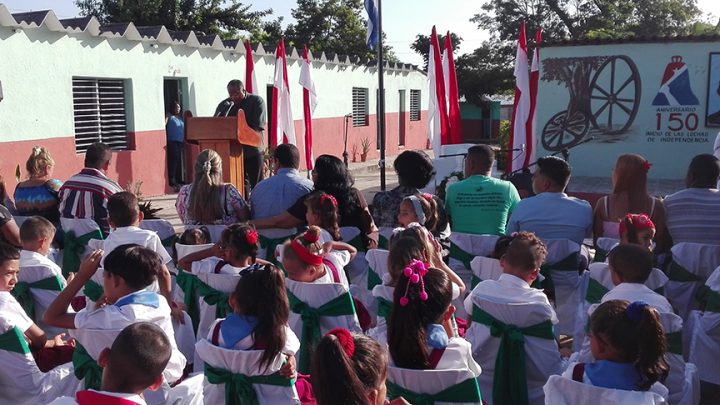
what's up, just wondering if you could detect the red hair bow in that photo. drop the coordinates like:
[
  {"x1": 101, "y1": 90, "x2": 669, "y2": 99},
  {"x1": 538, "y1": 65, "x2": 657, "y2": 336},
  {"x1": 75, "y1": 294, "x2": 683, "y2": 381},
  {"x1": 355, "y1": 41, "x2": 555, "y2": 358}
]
[
  {"x1": 320, "y1": 194, "x2": 338, "y2": 207},
  {"x1": 642, "y1": 161, "x2": 652, "y2": 171},
  {"x1": 327, "y1": 328, "x2": 355, "y2": 358},
  {"x1": 245, "y1": 230, "x2": 259, "y2": 245}
]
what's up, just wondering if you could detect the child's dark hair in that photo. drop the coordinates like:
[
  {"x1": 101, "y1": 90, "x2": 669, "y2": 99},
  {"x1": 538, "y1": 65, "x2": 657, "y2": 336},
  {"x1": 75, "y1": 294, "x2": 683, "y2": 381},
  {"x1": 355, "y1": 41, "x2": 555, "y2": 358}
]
[
  {"x1": 312, "y1": 331, "x2": 387, "y2": 405},
  {"x1": 502, "y1": 231, "x2": 547, "y2": 272},
  {"x1": 387, "y1": 236, "x2": 427, "y2": 287},
  {"x1": 304, "y1": 192, "x2": 341, "y2": 241},
  {"x1": 19, "y1": 216, "x2": 55, "y2": 244},
  {"x1": 492, "y1": 235, "x2": 514, "y2": 259},
  {"x1": 392, "y1": 225, "x2": 432, "y2": 256},
  {"x1": 608, "y1": 244, "x2": 652, "y2": 283},
  {"x1": 388, "y1": 267, "x2": 452, "y2": 369},
  {"x1": 107, "y1": 322, "x2": 172, "y2": 392},
  {"x1": 178, "y1": 227, "x2": 211, "y2": 245},
  {"x1": 104, "y1": 244, "x2": 160, "y2": 290},
  {"x1": 107, "y1": 191, "x2": 140, "y2": 228},
  {"x1": 221, "y1": 223, "x2": 259, "y2": 263},
  {"x1": 402, "y1": 194, "x2": 439, "y2": 233},
  {"x1": 619, "y1": 213, "x2": 655, "y2": 246},
  {"x1": 590, "y1": 300, "x2": 668, "y2": 390},
  {"x1": 0, "y1": 242, "x2": 20, "y2": 263},
  {"x1": 232, "y1": 264, "x2": 289, "y2": 371}
]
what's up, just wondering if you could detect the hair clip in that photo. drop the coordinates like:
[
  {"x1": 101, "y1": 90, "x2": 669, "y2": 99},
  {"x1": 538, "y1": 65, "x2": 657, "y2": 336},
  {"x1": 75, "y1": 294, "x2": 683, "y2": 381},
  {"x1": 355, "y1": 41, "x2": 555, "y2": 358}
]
[
  {"x1": 642, "y1": 161, "x2": 652, "y2": 171},
  {"x1": 245, "y1": 230, "x2": 259, "y2": 245},
  {"x1": 626, "y1": 300, "x2": 649, "y2": 322},
  {"x1": 399, "y1": 259, "x2": 430, "y2": 306},
  {"x1": 320, "y1": 194, "x2": 338, "y2": 207},
  {"x1": 327, "y1": 328, "x2": 355, "y2": 358},
  {"x1": 202, "y1": 160, "x2": 212, "y2": 174},
  {"x1": 405, "y1": 196, "x2": 427, "y2": 226},
  {"x1": 32, "y1": 146, "x2": 42, "y2": 156}
]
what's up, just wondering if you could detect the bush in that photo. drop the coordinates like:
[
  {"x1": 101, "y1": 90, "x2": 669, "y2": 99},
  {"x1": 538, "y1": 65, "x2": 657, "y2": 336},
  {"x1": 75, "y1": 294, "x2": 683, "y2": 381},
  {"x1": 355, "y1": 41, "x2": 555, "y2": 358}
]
[{"x1": 495, "y1": 120, "x2": 510, "y2": 172}]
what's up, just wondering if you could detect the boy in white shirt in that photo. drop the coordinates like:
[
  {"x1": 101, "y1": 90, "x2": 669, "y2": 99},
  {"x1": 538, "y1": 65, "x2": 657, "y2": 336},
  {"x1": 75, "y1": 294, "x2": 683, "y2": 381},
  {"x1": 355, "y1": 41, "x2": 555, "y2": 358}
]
[
  {"x1": 49, "y1": 322, "x2": 172, "y2": 405},
  {"x1": 602, "y1": 244, "x2": 674, "y2": 313},
  {"x1": 18, "y1": 216, "x2": 64, "y2": 281}
]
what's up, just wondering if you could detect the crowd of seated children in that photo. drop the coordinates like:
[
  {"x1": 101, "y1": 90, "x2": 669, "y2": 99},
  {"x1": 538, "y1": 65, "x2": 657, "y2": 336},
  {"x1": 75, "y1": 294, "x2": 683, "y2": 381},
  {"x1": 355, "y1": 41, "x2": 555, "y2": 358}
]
[{"x1": 177, "y1": 223, "x2": 266, "y2": 275}]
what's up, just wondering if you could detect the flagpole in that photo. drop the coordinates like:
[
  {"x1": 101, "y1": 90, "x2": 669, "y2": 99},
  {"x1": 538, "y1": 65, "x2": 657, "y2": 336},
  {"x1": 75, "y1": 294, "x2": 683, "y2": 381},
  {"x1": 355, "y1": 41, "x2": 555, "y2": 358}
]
[{"x1": 377, "y1": 0, "x2": 386, "y2": 191}]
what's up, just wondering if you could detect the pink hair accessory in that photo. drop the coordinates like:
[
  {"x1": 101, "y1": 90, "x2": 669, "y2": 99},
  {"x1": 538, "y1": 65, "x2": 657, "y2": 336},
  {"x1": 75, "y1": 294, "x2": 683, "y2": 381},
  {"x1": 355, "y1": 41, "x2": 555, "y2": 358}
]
[
  {"x1": 421, "y1": 193, "x2": 433, "y2": 201},
  {"x1": 399, "y1": 260, "x2": 430, "y2": 306},
  {"x1": 319, "y1": 194, "x2": 338, "y2": 207},
  {"x1": 326, "y1": 328, "x2": 355, "y2": 358},
  {"x1": 642, "y1": 161, "x2": 652, "y2": 171}
]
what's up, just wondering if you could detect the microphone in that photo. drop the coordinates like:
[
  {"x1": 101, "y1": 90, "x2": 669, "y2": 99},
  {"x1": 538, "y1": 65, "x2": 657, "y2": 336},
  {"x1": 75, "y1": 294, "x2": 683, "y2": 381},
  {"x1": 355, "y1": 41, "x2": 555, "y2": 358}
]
[
  {"x1": 521, "y1": 143, "x2": 526, "y2": 152},
  {"x1": 224, "y1": 101, "x2": 235, "y2": 117}
]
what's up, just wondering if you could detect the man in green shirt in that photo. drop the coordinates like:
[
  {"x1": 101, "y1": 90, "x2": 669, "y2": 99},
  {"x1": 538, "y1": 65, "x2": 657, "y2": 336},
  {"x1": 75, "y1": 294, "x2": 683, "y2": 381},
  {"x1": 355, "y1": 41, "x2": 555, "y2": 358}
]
[{"x1": 445, "y1": 145, "x2": 520, "y2": 235}]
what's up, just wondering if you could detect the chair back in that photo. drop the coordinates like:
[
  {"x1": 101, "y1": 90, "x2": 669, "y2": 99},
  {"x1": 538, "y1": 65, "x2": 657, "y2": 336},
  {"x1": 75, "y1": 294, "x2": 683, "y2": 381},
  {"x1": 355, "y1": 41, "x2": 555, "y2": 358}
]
[
  {"x1": 140, "y1": 219, "x2": 177, "y2": 257},
  {"x1": 16, "y1": 264, "x2": 65, "y2": 336},
  {"x1": 387, "y1": 366, "x2": 483, "y2": 405},
  {"x1": 176, "y1": 243, "x2": 215, "y2": 262},
  {"x1": 185, "y1": 225, "x2": 226, "y2": 243},
  {"x1": 665, "y1": 242, "x2": 720, "y2": 319},
  {"x1": 541, "y1": 238, "x2": 583, "y2": 335},
  {"x1": 470, "y1": 256, "x2": 502, "y2": 287},
  {"x1": 542, "y1": 375, "x2": 667, "y2": 405},
  {"x1": 593, "y1": 237, "x2": 619, "y2": 262},
  {"x1": 257, "y1": 228, "x2": 296, "y2": 264},
  {"x1": 190, "y1": 261, "x2": 242, "y2": 343},
  {"x1": 378, "y1": 226, "x2": 396, "y2": 249},
  {"x1": 60, "y1": 217, "x2": 104, "y2": 277}
]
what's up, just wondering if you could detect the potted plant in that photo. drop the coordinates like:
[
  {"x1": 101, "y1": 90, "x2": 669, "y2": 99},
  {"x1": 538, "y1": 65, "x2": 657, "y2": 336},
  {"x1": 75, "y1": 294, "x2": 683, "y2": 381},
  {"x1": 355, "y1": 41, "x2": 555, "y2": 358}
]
[
  {"x1": 360, "y1": 137, "x2": 371, "y2": 162},
  {"x1": 351, "y1": 144, "x2": 358, "y2": 162}
]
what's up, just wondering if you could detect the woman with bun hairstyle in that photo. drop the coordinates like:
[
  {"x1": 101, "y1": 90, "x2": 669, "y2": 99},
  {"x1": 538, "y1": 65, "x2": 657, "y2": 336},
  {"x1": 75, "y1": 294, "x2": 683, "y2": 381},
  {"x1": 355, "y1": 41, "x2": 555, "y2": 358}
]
[{"x1": 14, "y1": 146, "x2": 63, "y2": 226}]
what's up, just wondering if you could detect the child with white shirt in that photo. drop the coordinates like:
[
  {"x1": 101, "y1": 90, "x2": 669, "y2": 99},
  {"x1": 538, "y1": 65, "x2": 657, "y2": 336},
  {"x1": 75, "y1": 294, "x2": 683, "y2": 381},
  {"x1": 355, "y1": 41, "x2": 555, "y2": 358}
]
[
  {"x1": 603, "y1": 244, "x2": 674, "y2": 313},
  {"x1": 49, "y1": 322, "x2": 172, "y2": 405},
  {"x1": 18, "y1": 216, "x2": 64, "y2": 282},
  {"x1": 281, "y1": 226, "x2": 356, "y2": 288},
  {"x1": 177, "y1": 223, "x2": 267, "y2": 275}
]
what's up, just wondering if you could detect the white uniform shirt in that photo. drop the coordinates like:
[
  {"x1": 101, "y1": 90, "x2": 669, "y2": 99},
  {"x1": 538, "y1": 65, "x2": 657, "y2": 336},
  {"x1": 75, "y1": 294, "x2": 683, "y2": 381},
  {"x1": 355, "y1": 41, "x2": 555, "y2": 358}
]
[
  {"x1": 312, "y1": 250, "x2": 351, "y2": 288},
  {"x1": 101, "y1": 226, "x2": 172, "y2": 265},
  {"x1": 0, "y1": 291, "x2": 34, "y2": 333},
  {"x1": 192, "y1": 256, "x2": 244, "y2": 275},
  {"x1": 601, "y1": 283, "x2": 674, "y2": 314},
  {"x1": 465, "y1": 273, "x2": 558, "y2": 324},
  {"x1": 48, "y1": 390, "x2": 146, "y2": 405}
]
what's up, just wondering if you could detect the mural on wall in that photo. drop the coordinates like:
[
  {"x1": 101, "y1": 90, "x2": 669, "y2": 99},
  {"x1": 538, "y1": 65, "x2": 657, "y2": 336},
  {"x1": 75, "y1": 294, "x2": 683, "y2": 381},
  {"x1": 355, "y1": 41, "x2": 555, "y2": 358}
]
[
  {"x1": 540, "y1": 55, "x2": 641, "y2": 151},
  {"x1": 706, "y1": 53, "x2": 720, "y2": 126}
]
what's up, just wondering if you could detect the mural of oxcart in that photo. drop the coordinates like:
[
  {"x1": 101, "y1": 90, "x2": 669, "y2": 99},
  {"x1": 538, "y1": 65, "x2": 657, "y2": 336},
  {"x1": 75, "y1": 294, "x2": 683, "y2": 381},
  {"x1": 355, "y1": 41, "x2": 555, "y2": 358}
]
[{"x1": 541, "y1": 55, "x2": 642, "y2": 151}]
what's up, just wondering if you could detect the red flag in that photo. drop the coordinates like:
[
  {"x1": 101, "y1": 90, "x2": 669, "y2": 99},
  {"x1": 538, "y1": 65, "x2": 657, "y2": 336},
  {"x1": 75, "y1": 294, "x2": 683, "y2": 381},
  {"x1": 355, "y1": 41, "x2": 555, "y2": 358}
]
[
  {"x1": 270, "y1": 39, "x2": 295, "y2": 147},
  {"x1": 525, "y1": 28, "x2": 542, "y2": 167},
  {"x1": 428, "y1": 26, "x2": 449, "y2": 154},
  {"x1": 244, "y1": 40, "x2": 258, "y2": 94},
  {"x1": 443, "y1": 32, "x2": 463, "y2": 144},
  {"x1": 508, "y1": 22, "x2": 530, "y2": 173},
  {"x1": 299, "y1": 45, "x2": 318, "y2": 170}
]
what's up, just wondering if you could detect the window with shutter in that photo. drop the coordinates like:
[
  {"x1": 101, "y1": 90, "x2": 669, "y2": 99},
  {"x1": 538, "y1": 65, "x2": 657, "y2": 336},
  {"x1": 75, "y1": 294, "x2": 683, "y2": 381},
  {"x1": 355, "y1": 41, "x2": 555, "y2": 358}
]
[
  {"x1": 352, "y1": 87, "x2": 369, "y2": 127},
  {"x1": 410, "y1": 89, "x2": 421, "y2": 121},
  {"x1": 72, "y1": 78, "x2": 129, "y2": 153}
]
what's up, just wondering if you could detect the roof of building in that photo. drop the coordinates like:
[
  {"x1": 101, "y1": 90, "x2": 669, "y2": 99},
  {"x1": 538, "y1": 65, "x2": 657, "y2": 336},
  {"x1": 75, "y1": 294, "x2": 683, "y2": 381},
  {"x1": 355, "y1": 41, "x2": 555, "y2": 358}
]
[
  {"x1": 0, "y1": 5, "x2": 421, "y2": 73},
  {"x1": 543, "y1": 33, "x2": 720, "y2": 48}
]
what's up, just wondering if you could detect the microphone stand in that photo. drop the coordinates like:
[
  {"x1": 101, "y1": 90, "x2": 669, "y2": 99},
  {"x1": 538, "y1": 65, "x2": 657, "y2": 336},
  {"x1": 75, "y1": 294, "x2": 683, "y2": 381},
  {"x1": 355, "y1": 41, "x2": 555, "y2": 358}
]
[
  {"x1": 342, "y1": 113, "x2": 351, "y2": 167},
  {"x1": 503, "y1": 136, "x2": 595, "y2": 180}
]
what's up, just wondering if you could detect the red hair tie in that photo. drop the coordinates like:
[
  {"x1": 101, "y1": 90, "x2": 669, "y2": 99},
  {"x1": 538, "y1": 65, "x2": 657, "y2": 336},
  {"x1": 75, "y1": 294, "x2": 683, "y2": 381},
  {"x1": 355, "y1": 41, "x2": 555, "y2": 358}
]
[
  {"x1": 320, "y1": 194, "x2": 338, "y2": 207},
  {"x1": 327, "y1": 328, "x2": 355, "y2": 358},
  {"x1": 245, "y1": 230, "x2": 259, "y2": 246},
  {"x1": 290, "y1": 239, "x2": 324, "y2": 266},
  {"x1": 619, "y1": 213, "x2": 655, "y2": 236},
  {"x1": 303, "y1": 231, "x2": 320, "y2": 244},
  {"x1": 642, "y1": 161, "x2": 652, "y2": 171},
  {"x1": 421, "y1": 193, "x2": 433, "y2": 201}
]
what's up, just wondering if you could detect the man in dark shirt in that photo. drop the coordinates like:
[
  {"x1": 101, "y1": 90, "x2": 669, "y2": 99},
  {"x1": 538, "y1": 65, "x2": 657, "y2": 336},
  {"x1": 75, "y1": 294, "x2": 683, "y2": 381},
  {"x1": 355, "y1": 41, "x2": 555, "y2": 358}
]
[{"x1": 214, "y1": 80, "x2": 267, "y2": 189}]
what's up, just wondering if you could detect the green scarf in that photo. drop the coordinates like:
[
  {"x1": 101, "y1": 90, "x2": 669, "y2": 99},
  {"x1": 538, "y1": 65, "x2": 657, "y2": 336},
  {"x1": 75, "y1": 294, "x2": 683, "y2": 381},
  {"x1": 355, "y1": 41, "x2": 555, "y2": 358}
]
[
  {"x1": 73, "y1": 343, "x2": 102, "y2": 390},
  {"x1": 161, "y1": 234, "x2": 177, "y2": 248},
  {"x1": 83, "y1": 279, "x2": 105, "y2": 303},
  {"x1": 176, "y1": 271, "x2": 233, "y2": 333},
  {"x1": 346, "y1": 234, "x2": 366, "y2": 253},
  {"x1": 585, "y1": 278, "x2": 609, "y2": 305},
  {"x1": 287, "y1": 289, "x2": 357, "y2": 373},
  {"x1": 666, "y1": 260, "x2": 703, "y2": 282},
  {"x1": 377, "y1": 297, "x2": 393, "y2": 320},
  {"x1": 665, "y1": 332, "x2": 682, "y2": 355},
  {"x1": 11, "y1": 275, "x2": 63, "y2": 321},
  {"x1": 379, "y1": 234, "x2": 389, "y2": 250},
  {"x1": 62, "y1": 229, "x2": 103, "y2": 278},
  {"x1": 539, "y1": 253, "x2": 579, "y2": 291},
  {"x1": 472, "y1": 306, "x2": 554, "y2": 405},
  {"x1": 386, "y1": 377, "x2": 482, "y2": 405},
  {"x1": 258, "y1": 234, "x2": 291, "y2": 266},
  {"x1": 0, "y1": 326, "x2": 30, "y2": 355},
  {"x1": 367, "y1": 267, "x2": 382, "y2": 290},
  {"x1": 706, "y1": 288, "x2": 720, "y2": 313},
  {"x1": 448, "y1": 241, "x2": 474, "y2": 271},
  {"x1": 205, "y1": 364, "x2": 296, "y2": 405},
  {"x1": 471, "y1": 275, "x2": 481, "y2": 290},
  {"x1": 196, "y1": 282, "x2": 231, "y2": 319},
  {"x1": 593, "y1": 247, "x2": 609, "y2": 263}
]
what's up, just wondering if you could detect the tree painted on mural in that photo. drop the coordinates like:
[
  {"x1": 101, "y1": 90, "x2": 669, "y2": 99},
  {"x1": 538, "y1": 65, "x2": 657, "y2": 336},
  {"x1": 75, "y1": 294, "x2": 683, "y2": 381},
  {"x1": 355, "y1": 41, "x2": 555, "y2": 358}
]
[{"x1": 74, "y1": 0, "x2": 271, "y2": 37}]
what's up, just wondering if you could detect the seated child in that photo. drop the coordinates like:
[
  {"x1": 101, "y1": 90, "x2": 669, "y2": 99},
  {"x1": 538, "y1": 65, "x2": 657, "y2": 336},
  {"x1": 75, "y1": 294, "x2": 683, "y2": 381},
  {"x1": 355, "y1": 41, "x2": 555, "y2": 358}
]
[
  {"x1": 564, "y1": 300, "x2": 669, "y2": 395},
  {"x1": 313, "y1": 328, "x2": 411, "y2": 405},
  {"x1": 49, "y1": 322, "x2": 172, "y2": 405},
  {"x1": 19, "y1": 216, "x2": 64, "y2": 282},
  {"x1": 397, "y1": 193, "x2": 440, "y2": 235},
  {"x1": 304, "y1": 192, "x2": 342, "y2": 243},
  {"x1": 387, "y1": 262, "x2": 481, "y2": 374},
  {"x1": 619, "y1": 213, "x2": 655, "y2": 252},
  {"x1": 602, "y1": 244, "x2": 673, "y2": 314},
  {"x1": 0, "y1": 242, "x2": 73, "y2": 372},
  {"x1": 282, "y1": 226, "x2": 356, "y2": 288},
  {"x1": 43, "y1": 244, "x2": 186, "y2": 385},
  {"x1": 172, "y1": 226, "x2": 211, "y2": 263},
  {"x1": 99, "y1": 192, "x2": 179, "y2": 320},
  {"x1": 177, "y1": 223, "x2": 266, "y2": 275}
]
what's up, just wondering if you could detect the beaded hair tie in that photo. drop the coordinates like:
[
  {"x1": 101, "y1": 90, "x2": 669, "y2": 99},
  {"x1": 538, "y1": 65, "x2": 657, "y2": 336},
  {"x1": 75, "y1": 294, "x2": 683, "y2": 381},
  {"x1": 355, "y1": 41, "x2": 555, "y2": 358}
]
[{"x1": 399, "y1": 259, "x2": 430, "y2": 307}]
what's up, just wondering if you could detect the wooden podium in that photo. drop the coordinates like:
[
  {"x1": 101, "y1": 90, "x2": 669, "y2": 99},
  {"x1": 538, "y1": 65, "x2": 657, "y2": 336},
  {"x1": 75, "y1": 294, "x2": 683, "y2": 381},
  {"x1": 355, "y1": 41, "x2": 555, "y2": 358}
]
[{"x1": 184, "y1": 110, "x2": 261, "y2": 196}]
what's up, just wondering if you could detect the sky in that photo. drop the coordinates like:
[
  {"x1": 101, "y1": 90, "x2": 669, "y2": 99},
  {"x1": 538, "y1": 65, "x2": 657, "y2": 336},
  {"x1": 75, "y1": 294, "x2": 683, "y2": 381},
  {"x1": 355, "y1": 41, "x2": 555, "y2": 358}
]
[{"x1": 2, "y1": 0, "x2": 719, "y2": 65}]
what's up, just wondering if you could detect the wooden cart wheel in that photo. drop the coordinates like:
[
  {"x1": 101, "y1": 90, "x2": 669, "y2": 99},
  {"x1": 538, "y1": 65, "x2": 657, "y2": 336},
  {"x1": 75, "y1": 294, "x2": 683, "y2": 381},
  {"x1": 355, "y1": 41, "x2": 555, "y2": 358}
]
[
  {"x1": 541, "y1": 110, "x2": 590, "y2": 152},
  {"x1": 589, "y1": 55, "x2": 641, "y2": 134}
]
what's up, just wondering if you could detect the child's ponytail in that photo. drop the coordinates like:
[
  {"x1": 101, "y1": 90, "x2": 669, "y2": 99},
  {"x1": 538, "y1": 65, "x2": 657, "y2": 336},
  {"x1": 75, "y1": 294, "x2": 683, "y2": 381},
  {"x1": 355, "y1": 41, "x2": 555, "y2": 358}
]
[
  {"x1": 223, "y1": 223, "x2": 260, "y2": 263},
  {"x1": 305, "y1": 192, "x2": 341, "y2": 241},
  {"x1": 312, "y1": 329, "x2": 387, "y2": 405},
  {"x1": 633, "y1": 303, "x2": 669, "y2": 390}
]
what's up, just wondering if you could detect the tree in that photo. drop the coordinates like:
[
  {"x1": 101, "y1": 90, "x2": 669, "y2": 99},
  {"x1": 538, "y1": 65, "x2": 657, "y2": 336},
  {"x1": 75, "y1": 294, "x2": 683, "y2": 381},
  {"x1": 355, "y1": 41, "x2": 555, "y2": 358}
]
[
  {"x1": 455, "y1": 42, "x2": 514, "y2": 105},
  {"x1": 75, "y1": 0, "x2": 270, "y2": 37},
  {"x1": 409, "y1": 31, "x2": 463, "y2": 71},
  {"x1": 284, "y1": 0, "x2": 396, "y2": 61}
]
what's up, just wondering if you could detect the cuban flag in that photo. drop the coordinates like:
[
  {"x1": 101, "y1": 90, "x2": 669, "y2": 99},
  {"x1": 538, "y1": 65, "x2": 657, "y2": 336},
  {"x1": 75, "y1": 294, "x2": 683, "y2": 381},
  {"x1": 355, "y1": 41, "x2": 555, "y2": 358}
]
[
  {"x1": 244, "y1": 40, "x2": 259, "y2": 95},
  {"x1": 270, "y1": 39, "x2": 296, "y2": 147},
  {"x1": 507, "y1": 22, "x2": 530, "y2": 174},
  {"x1": 299, "y1": 45, "x2": 318, "y2": 170},
  {"x1": 364, "y1": 0, "x2": 379, "y2": 49}
]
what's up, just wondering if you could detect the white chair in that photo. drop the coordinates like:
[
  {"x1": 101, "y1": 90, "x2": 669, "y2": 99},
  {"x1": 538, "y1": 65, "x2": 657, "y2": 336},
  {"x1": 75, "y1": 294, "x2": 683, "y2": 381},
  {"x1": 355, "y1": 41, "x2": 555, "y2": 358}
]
[
  {"x1": 465, "y1": 297, "x2": 561, "y2": 405},
  {"x1": 340, "y1": 226, "x2": 369, "y2": 283},
  {"x1": 665, "y1": 243, "x2": 720, "y2": 320},
  {"x1": 191, "y1": 264, "x2": 241, "y2": 344},
  {"x1": 166, "y1": 373, "x2": 204, "y2": 405},
  {"x1": 448, "y1": 233, "x2": 499, "y2": 319},
  {"x1": 140, "y1": 219, "x2": 177, "y2": 258},
  {"x1": 257, "y1": 228, "x2": 296, "y2": 264},
  {"x1": 469, "y1": 256, "x2": 503, "y2": 288},
  {"x1": 195, "y1": 339, "x2": 300, "y2": 405},
  {"x1": 386, "y1": 366, "x2": 483, "y2": 405},
  {"x1": 0, "y1": 325, "x2": 81, "y2": 405},
  {"x1": 656, "y1": 312, "x2": 700, "y2": 405},
  {"x1": 60, "y1": 218, "x2": 104, "y2": 277},
  {"x1": 542, "y1": 238, "x2": 584, "y2": 336},
  {"x1": 365, "y1": 248, "x2": 390, "y2": 291},
  {"x1": 593, "y1": 237, "x2": 619, "y2": 262},
  {"x1": 185, "y1": 225, "x2": 226, "y2": 243},
  {"x1": 543, "y1": 375, "x2": 668, "y2": 405},
  {"x1": 378, "y1": 226, "x2": 396, "y2": 249},
  {"x1": 285, "y1": 278, "x2": 361, "y2": 373},
  {"x1": 16, "y1": 264, "x2": 67, "y2": 337},
  {"x1": 687, "y1": 267, "x2": 720, "y2": 387}
]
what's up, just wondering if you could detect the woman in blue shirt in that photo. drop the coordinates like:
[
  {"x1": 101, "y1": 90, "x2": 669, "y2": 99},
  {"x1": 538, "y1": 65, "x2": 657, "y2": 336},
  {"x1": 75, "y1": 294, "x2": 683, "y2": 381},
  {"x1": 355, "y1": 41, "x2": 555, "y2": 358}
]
[{"x1": 166, "y1": 101, "x2": 185, "y2": 191}]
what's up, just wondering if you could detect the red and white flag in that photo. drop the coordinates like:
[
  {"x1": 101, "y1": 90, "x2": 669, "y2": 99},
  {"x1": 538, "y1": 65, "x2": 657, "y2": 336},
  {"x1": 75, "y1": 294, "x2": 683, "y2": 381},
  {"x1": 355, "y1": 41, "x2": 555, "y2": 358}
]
[
  {"x1": 299, "y1": 45, "x2": 318, "y2": 170},
  {"x1": 508, "y1": 22, "x2": 530, "y2": 173},
  {"x1": 427, "y1": 26, "x2": 449, "y2": 155},
  {"x1": 244, "y1": 40, "x2": 259, "y2": 95},
  {"x1": 526, "y1": 27, "x2": 542, "y2": 168},
  {"x1": 442, "y1": 32, "x2": 463, "y2": 144},
  {"x1": 270, "y1": 39, "x2": 295, "y2": 147}
]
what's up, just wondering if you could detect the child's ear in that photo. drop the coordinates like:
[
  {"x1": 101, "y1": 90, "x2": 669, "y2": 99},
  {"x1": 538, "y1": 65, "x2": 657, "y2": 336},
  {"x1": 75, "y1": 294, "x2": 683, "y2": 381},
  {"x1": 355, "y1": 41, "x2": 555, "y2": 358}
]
[
  {"x1": 147, "y1": 374, "x2": 164, "y2": 391},
  {"x1": 228, "y1": 294, "x2": 238, "y2": 312},
  {"x1": 98, "y1": 347, "x2": 111, "y2": 368},
  {"x1": 443, "y1": 304, "x2": 456, "y2": 321},
  {"x1": 529, "y1": 267, "x2": 540, "y2": 281},
  {"x1": 138, "y1": 211, "x2": 144, "y2": 223}
]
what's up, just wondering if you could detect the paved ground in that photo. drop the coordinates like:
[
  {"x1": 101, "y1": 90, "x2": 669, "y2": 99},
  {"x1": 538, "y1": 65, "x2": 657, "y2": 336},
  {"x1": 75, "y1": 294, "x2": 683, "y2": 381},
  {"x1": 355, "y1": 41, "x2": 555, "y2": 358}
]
[{"x1": 147, "y1": 152, "x2": 685, "y2": 232}]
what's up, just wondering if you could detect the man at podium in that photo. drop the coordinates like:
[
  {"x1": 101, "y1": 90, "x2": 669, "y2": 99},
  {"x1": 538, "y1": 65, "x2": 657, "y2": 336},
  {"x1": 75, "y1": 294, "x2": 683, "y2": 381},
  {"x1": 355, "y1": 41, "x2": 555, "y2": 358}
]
[{"x1": 214, "y1": 79, "x2": 266, "y2": 188}]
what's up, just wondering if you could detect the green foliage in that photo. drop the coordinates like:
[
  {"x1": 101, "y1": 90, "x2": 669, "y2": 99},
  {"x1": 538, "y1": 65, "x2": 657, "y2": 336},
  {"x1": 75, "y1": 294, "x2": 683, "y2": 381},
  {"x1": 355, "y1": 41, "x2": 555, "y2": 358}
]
[
  {"x1": 75, "y1": 0, "x2": 270, "y2": 38},
  {"x1": 495, "y1": 120, "x2": 511, "y2": 172},
  {"x1": 409, "y1": 32, "x2": 463, "y2": 71}
]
